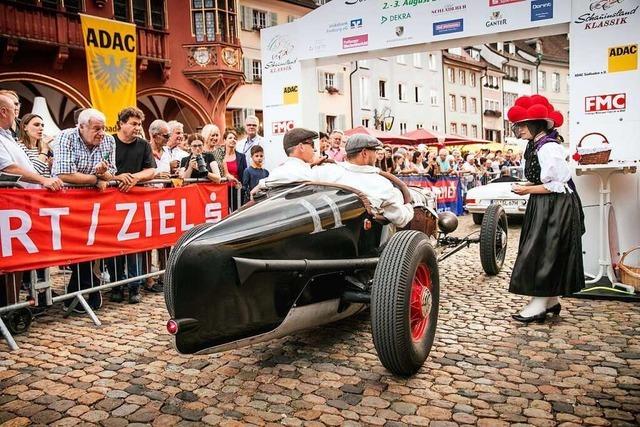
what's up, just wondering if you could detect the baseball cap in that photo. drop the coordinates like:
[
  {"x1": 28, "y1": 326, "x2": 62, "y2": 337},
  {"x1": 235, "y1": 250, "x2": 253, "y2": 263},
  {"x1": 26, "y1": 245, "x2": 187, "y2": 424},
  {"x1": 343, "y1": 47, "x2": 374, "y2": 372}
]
[
  {"x1": 345, "y1": 134, "x2": 382, "y2": 155},
  {"x1": 283, "y1": 128, "x2": 318, "y2": 152}
]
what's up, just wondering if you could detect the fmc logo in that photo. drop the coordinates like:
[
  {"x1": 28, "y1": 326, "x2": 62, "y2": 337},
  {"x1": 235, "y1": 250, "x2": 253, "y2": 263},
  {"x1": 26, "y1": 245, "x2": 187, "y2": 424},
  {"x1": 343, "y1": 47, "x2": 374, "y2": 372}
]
[
  {"x1": 272, "y1": 120, "x2": 296, "y2": 135},
  {"x1": 585, "y1": 93, "x2": 626, "y2": 113}
]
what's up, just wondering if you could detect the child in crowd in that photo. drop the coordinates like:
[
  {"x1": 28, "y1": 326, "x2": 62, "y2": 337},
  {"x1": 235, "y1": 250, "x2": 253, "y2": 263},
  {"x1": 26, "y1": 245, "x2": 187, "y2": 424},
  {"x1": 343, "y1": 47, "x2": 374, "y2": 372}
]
[{"x1": 242, "y1": 145, "x2": 269, "y2": 201}]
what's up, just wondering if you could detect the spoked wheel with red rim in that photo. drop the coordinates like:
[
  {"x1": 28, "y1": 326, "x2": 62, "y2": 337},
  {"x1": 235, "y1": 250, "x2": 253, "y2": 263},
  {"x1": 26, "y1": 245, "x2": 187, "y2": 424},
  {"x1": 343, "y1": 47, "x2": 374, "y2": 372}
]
[
  {"x1": 409, "y1": 264, "x2": 433, "y2": 342},
  {"x1": 371, "y1": 230, "x2": 439, "y2": 376}
]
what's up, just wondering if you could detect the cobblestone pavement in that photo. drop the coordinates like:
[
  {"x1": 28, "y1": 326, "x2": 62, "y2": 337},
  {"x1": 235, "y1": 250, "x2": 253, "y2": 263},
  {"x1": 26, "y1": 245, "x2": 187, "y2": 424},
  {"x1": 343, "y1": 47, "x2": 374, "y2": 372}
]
[{"x1": 1, "y1": 216, "x2": 639, "y2": 427}]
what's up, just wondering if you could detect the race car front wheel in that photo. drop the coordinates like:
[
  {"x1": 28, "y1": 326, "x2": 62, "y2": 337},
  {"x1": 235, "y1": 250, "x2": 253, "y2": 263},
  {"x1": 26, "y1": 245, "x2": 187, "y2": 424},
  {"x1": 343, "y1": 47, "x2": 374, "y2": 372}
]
[{"x1": 371, "y1": 230, "x2": 439, "y2": 376}]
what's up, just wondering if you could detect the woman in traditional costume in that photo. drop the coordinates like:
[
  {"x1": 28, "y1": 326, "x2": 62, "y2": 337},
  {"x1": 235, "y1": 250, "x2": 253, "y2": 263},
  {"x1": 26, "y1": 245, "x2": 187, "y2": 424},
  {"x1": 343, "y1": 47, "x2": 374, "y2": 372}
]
[{"x1": 507, "y1": 95, "x2": 585, "y2": 324}]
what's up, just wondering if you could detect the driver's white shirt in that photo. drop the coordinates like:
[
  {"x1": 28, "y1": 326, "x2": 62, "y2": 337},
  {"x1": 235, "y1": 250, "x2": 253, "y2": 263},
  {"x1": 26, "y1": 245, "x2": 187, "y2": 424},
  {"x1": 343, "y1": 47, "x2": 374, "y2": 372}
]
[
  {"x1": 313, "y1": 162, "x2": 414, "y2": 228},
  {"x1": 258, "y1": 156, "x2": 312, "y2": 189}
]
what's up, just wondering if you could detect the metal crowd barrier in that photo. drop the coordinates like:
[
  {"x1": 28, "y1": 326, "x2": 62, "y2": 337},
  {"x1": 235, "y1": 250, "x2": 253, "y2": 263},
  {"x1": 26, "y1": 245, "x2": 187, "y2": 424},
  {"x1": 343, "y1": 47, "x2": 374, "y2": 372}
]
[{"x1": 0, "y1": 179, "x2": 243, "y2": 350}]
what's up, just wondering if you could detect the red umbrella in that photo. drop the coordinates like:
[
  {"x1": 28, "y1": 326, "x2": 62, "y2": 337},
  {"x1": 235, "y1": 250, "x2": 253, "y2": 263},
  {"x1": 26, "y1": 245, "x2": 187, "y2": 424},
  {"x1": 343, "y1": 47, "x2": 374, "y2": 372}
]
[
  {"x1": 403, "y1": 128, "x2": 445, "y2": 144},
  {"x1": 343, "y1": 126, "x2": 415, "y2": 145}
]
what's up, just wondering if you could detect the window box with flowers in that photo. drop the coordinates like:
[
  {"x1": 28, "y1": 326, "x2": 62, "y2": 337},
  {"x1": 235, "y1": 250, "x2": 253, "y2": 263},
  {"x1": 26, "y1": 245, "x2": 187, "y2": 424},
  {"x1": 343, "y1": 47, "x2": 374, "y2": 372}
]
[
  {"x1": 326, "y1": 86, "x2": 340, "y2": 94},
  {"x1": 523, "y1": 79, "x2": 531, "y2": 84}
]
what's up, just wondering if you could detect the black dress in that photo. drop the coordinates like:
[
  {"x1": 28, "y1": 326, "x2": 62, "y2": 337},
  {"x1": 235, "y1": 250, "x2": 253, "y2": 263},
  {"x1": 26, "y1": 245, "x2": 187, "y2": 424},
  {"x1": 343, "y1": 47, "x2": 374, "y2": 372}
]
[{"x1": 509, "y1": 138, "x2": 585, "y2": 297}]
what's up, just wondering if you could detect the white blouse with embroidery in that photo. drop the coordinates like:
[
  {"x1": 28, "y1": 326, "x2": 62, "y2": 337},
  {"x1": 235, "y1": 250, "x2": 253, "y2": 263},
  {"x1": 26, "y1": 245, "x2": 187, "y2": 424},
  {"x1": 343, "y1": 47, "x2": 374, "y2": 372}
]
[{"x1": 537, "y1": 142, "x2": 571, "y2": 193}]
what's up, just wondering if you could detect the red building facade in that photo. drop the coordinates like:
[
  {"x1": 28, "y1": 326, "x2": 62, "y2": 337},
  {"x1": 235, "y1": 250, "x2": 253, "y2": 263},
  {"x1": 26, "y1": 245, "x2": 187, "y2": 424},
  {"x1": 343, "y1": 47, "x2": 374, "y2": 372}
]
[{"x1": 0, "y1": 0, "x2": 244, "y2": 133}]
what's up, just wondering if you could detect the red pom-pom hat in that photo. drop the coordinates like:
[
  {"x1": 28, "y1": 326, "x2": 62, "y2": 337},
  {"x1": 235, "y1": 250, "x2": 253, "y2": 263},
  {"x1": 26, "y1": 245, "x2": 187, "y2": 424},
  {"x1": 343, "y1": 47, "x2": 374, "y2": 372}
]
[{"x1": 507, "y1": 95, "x2": 563, "y2": 129}]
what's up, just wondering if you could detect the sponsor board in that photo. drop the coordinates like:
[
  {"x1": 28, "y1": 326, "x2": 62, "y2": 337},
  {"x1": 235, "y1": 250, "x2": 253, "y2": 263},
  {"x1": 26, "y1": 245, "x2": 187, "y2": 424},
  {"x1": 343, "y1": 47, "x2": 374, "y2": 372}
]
[
  {"x1": 531, "y1": 0, "x2": 554, "y2": 21},
  {"x1": 272, "y1": 120, "x2": 296, "y2": 135},
  {"x1": 585, "y1": 93, "x2": 627, "y2": 113},
  {"x1": 283, "y1": 85, "x2": 299, "y2": 105},
  {"x1": 486, "y1": 10, "x2": 508, "y2": 27},
  {"x1": 433, "y1": 18, "x2": 464, "y2": 35},
  {"x1": 574, "y1": 0, "x2": 639, "y2": 29},
  {"x1": 343, "y1": 34, "x2": 369, "y2": 49},
  {"x1": 489, "y1": 0, "x2": 524, "y2": 5}
]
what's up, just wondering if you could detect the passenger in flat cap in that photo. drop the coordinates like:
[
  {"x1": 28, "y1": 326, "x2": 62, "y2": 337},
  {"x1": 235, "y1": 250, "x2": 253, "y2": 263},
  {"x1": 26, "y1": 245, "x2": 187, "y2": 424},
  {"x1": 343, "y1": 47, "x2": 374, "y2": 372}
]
[{"x1": 313, "y1": 134, "x2": 414, "y2": 228}]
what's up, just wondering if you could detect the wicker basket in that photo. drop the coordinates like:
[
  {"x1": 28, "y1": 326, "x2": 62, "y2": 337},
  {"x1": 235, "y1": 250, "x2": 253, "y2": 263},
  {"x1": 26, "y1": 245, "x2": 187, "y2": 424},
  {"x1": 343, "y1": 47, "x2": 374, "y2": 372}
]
[
  {"x1": 619, "y1": 247, "x2": 640, "y2": 291},
  {"x1": 577, "y1": 132, "x2": 611, "y2": 165}
]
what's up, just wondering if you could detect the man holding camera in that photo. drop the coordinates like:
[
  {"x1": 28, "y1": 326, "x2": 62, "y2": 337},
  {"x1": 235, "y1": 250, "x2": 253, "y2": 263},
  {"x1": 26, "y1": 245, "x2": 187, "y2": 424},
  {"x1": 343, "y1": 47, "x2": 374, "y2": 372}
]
[{"x1": 180, "y1": 134, "x2": 221, "y2": 183}]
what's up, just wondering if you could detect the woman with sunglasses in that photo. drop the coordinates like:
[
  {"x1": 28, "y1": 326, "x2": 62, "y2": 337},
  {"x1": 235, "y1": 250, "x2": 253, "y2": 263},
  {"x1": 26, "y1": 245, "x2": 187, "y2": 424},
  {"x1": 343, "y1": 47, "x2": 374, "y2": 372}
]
[
  {"x1": 507, "y1": 95, "x2": 584, "y2": 324},
  {"x1": 18, "y1": 113, "x2": 52, "y2": 177}
]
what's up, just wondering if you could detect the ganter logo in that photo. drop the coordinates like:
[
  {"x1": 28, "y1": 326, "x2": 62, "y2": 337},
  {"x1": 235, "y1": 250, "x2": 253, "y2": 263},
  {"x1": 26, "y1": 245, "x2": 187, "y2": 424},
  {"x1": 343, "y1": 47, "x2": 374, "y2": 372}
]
[{"x1": 585, "y1": 93, "x2": 626, "y2": 113}]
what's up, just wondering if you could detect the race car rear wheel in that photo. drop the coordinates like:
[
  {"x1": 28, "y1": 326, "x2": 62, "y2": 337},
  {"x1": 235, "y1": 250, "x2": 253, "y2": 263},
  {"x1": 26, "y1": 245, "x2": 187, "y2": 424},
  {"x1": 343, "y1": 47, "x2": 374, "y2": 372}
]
[
  {"x1": 371, "y1": 230, "x2": 439, "y2": 376},
  {"x1": 479, "y1": 203, "x2": 508, "y2": 275}
]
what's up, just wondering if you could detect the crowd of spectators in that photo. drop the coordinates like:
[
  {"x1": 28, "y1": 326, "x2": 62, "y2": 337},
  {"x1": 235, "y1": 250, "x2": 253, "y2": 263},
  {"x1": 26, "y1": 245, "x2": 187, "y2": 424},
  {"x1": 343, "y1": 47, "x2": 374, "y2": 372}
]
[{"x1": 0, "y1": 88, "x2": 519, "y2": 311}]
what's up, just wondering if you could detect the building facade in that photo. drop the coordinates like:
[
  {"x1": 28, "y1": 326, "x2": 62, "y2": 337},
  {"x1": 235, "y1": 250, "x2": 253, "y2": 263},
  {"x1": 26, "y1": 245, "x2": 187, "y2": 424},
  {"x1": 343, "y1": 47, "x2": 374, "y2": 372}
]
[
  {"x1": 521, "y1": 35, "x2": 570, "y2": 143},
  {"x1": 350, "y1": 52, "x2": 445, "y2": 135},
  {"x1": 482, "y1": 63, "x2": 505, "y2": 143},
  {"x1": 0, "y1": 0, "x2": 251, "y2": 133},
  {"x1": 442, "y1": 49, "x2": 483, "y2": 139}
]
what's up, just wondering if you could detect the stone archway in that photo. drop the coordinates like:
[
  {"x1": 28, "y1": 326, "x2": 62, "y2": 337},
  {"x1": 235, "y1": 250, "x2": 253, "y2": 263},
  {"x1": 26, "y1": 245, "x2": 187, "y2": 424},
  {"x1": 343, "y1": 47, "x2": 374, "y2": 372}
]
[
  {"x1": 0, "y1": 72, "x2": 91, "y2": 130},
  {"x1": 137, "y1": 87, "x2": 211, "y2": 134}
]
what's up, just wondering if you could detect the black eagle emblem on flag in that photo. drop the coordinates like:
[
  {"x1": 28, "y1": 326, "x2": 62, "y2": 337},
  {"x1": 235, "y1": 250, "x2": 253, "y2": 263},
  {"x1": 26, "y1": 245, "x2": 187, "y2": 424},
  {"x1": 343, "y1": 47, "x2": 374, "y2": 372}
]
[{"x1": 91, "y1": 54, "x2": 133, "y2": 92}]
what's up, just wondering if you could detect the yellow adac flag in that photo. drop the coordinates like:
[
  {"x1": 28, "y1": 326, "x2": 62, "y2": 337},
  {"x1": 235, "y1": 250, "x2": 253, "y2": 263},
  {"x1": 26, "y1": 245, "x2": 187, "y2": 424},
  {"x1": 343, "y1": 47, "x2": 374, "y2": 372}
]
[{"x1": 80, "y1": 14, "x2": 137, "y2": 133}]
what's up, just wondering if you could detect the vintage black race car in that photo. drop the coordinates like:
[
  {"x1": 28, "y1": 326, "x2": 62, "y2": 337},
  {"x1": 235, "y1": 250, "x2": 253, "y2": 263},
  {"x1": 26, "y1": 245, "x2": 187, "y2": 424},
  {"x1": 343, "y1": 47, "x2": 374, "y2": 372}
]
[{"x1": 164, "y1": 178, "x2": 507, "y2": 376}]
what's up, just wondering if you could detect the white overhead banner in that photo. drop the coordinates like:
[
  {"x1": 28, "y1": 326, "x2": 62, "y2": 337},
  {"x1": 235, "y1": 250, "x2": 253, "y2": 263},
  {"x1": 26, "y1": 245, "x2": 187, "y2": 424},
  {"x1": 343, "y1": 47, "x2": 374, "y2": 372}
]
[{"x1": 299, "y1": 0, "x2": 569, "y2": 59}]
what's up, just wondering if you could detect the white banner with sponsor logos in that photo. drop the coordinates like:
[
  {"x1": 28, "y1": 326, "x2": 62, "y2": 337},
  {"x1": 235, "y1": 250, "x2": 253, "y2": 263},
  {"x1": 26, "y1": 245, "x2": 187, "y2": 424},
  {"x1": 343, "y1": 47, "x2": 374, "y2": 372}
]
[
  {"x1": 261, "y1": 22, "x2": 304, "y2": 170},
  {"x1": 569, "y1": 0, "x2": 640, "y2": 278},
  {"x1": 299, "y1": 0, "x2": 569, "y2": 59}
]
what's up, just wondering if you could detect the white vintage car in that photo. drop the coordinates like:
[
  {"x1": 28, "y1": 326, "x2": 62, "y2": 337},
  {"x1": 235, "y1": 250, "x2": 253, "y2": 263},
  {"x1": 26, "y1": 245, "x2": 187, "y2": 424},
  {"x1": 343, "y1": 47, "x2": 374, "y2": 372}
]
[{"x1": 464, "y1": 179, "x2": 529, "y2": 224}]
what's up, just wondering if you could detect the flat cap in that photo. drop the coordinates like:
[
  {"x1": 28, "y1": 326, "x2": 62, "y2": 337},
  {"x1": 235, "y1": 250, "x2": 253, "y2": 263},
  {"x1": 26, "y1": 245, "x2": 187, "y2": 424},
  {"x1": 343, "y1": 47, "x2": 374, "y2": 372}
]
[
  {"x1": 345, "y1": 134, "x2": 382, "y2": 154},
  {"x1": 283, "y1": 128, "x2": 318, "y2": 152}
]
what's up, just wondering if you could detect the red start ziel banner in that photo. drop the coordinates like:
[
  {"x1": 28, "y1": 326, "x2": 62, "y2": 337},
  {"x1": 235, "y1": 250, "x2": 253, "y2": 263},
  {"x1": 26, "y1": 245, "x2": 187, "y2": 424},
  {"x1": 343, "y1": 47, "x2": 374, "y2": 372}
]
[{"x1": 0, "y1": 184, "x2": 228, "y2": 272}]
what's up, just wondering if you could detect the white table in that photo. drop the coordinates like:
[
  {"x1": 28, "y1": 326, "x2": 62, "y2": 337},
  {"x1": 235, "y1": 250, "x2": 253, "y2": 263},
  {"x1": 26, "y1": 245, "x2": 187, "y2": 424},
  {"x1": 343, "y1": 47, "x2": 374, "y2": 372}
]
[{"x1": 575, "y1": 162, "x2": 638, "y2": 287}]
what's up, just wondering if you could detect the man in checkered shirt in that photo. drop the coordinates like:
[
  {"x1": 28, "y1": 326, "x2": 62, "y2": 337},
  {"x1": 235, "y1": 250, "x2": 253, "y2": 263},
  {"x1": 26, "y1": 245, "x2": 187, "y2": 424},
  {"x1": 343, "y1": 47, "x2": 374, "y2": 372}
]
[
  {"x1": 52, "y1": 108, "x2": 127, "y2": 190},
  {"x1": 51, "y1": 108, "x2": 131, "y2": 313}
]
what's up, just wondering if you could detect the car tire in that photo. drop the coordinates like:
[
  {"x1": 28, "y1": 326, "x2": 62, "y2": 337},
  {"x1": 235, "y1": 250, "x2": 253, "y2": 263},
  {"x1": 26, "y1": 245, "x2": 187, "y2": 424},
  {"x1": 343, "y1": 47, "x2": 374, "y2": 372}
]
[
  {"x1": 371, "y1": 230, "x2": 439, "y2": 376},
  {"x1": 479, "y1": 203, "x2": 508, "y2": 276},
  {"x1": 472, "y1": 213, "x2": 483, "y2": 225}
]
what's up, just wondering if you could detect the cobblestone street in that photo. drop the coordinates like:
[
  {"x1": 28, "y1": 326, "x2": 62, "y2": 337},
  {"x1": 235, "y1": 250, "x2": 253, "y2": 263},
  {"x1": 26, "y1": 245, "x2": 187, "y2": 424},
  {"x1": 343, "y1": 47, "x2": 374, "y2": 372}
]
[{"x1": 1, "y1": 216, "x2": 639, "y2": 427}]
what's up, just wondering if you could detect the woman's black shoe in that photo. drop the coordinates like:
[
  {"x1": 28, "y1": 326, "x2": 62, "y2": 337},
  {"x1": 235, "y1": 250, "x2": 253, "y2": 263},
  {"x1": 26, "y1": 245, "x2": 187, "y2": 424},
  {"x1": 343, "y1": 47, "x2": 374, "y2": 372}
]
[
  {"x1": 546, "y1": 303, "x2": 561, "y2": 316},
  {"x1": 512, "y1": 312, "x2": 547, "y2": 324}
]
